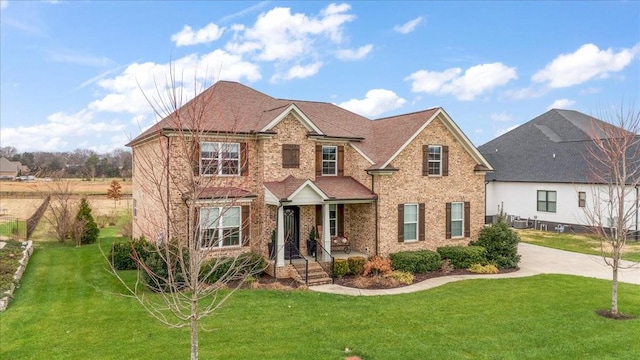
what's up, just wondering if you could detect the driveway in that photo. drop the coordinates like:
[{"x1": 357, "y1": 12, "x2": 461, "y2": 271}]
[{"x1": 310, "y1": 242, "x2": 640, "y2": 296}]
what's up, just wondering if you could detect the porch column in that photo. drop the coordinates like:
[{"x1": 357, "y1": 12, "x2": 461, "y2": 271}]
[
  {"x1": 277, "y1": 206, "x2": 285, "y2": 267},
  {"x1": 323, "y1": 203, "x2": 331, "y2": 261}
]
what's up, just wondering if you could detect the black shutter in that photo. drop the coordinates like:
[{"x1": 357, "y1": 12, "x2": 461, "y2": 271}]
[
  {"x1": 419, "y1": 203, "x2": 425, "y2": 241},
  {"x1": 445, "y1": 202, "x2": 452, "y2": 239},
  {"x1": 422, "y1": 145, "x2": 429, "y2": 176},
  {"x1": 240, "y1": 143, "x2": 248, "y2": 176},
  {"x1": 397, "y1": 204, "x2": 404, "y2": 242},
  {"x1": 464, "y1": 202, "x2": 470, "y2": 238},
  {"x1": 338, "y1": 204, "x2": 344, "y2": 237},
  {"x1": 316, "y1": 145, "x2": 322, "y2": 177},
  {"x1": 442, "y1": 145, "x2": 449, "y2": 176},
  {"x1": 337, "y1": 146, "x2": 344, "y2": 176},
  {"x1": 282, "y1": 144, "x2": 300, "y2": 168},
  {"x1": 242, "y1": 205, "x2": 250, "y2": 246}
]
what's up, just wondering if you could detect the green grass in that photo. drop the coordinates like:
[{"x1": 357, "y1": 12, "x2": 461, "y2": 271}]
[
  {"x1": 518, "y1": 229, "x2": 640, "y2": 262},
  {"x1": 1, "y1": 227, "x2": 640, "y2": 359},
  {"x1": 0, "y1": 218, "x2": 26, "y2": 239}
]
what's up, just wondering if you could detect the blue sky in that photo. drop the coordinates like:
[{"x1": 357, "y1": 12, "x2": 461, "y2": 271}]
[{"x1": 1, "y1": 1, "x2": 639, "y2": 153}]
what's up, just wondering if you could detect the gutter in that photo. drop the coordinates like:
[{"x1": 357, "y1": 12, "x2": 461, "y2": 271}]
[{"x1": 372, "y1": 174, "x2": 379, "y2": 256}]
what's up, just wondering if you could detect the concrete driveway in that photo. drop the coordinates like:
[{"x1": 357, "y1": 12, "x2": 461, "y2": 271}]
[
  {"x1": 518, "y1": 242, "x2": 639, "y2": 285},
  {"x1": 310, "y1": 242, "x2": 640, "y2": 296}
]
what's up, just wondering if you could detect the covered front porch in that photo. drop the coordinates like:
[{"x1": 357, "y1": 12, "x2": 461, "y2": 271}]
[{"x1": 264, "y1": 175, "x2": 377, "y2": 273}]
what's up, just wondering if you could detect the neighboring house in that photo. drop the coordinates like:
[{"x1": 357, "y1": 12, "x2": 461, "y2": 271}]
[
  {"x1": 127, "y1": 81, "x2": 493, "y2": 277},
  {"x1": 0, "y1": 157, "x2": 21, "y2": 180},
  {"x1": 479, "y1": 109, "x2": 639, "y2": 233}
]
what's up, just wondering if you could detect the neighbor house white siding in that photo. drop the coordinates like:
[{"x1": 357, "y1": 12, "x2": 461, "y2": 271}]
[{"x1": 486, "y1": 181, "x2": 639, "y2": 230}]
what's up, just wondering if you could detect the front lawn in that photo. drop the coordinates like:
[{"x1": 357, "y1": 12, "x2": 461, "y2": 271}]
[
  {"x1": 1, "y1": 227, "x2": 639, "y2": 359},
  {"x1": 518, "y1": 229, "x2": 640, "y2": 262}
]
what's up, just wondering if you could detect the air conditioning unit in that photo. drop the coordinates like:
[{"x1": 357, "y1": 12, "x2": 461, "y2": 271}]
[{"x1": 513, "y1": 220, "x2": 528, "y2": 229}]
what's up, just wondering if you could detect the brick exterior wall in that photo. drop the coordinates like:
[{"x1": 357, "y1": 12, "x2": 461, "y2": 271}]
[
  {"x1": 375, "y1": 115, "x2": 485, "y2": 257},
  {"x1": 130, "y1": 109, "x2": 486, "y2": 274}
]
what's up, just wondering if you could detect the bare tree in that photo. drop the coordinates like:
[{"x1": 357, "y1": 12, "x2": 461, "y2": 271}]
[
  {"x1": 104, "y1": 68, "x2": 264, "y2": 360},
  {"x1": 583, "y1": 103, "x2": 640, "y2": 317},
  {"x1": 45, "y1": 177, "x2": 78, "y2": 243}
]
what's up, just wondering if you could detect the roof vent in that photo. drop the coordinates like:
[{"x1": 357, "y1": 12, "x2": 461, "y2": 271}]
[{"x1": 553, "y1": 153, "x2": 556, "y2": 159}]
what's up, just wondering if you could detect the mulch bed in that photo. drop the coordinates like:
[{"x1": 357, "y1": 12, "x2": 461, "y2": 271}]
[{"x1": 249, "y1": 268, "x2": 520, "y2": 291}]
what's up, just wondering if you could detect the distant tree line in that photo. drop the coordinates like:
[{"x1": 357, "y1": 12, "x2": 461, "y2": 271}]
[{"x1": 0, "y1": 146, "x2": 132, "y2": 179}]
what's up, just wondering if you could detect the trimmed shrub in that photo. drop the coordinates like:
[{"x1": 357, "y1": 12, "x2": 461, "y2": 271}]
[
  {"x1": 436, "y1": 245, "x2": 487, "y2": 269},
  {"x1": 470, "y1": 220, "x2": 521, "y2": 269},
  {"x1": 333, "y1": 259, "x2": 350, "y2": 278},
  {"x1": 468, "y1": 263, "x2": 499, "y2": 274},
  {"x1": 140, "y1": 241, "x2": 189, "y2": 292},
  {"x1": 201, "y1": 252, "x2": 266, "y2": 284},
  {"x1": 385, "y1": 270, "x2": 414, "y2": 285},
  {"x1": 347, "y1": 256, "x2": 366, "y2": 276},
  {"x1": 363, "y1": 256, "x2": 392, "y2": 276},
  {"x1": 109, "y1": 237, "x2": 148, "y2": 270},
  {"x1": 389, "y1": 250, "x2": 441, "y2": 274}
]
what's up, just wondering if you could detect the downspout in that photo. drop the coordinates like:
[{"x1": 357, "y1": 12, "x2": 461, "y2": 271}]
[
  {"x1": 484, "y1": 180, "x2": 490, "y2": 224},
  {"x1": 634, "y1": 185, "x2": 640, "y2": 241},
  {"x1": 371, "y1": 174, "x2": 379, "y2": 256},
  {"x1": 274, "y1": 201, "x2": 283, "y2": 279},
  {"x1": 163, "y1": 133, "x2": 171, "y2": 242}
]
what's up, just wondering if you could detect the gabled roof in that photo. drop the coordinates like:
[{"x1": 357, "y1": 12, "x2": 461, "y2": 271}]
[
  {"x1": 479, "y1": 109, "x2": 630, "y2": 183},
  {"x1": 263, "y1": 175, "x2": 376, "y2": 204},
  {"x1": 128, "y1": 81, "x2": 490, "y2": 171},
  {"x1": 0, "y1": 157, "x2": 20, "y2": 174}
]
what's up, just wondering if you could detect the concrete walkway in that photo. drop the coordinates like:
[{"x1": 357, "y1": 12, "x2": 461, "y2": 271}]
[{"x1": 309, "y1": 243, "x2": 640, "y2": 296}]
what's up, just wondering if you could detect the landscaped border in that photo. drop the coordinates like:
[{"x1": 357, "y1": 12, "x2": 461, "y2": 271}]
[{"x1": 0, "y1": 240, "x2": 33, "y2": 311}]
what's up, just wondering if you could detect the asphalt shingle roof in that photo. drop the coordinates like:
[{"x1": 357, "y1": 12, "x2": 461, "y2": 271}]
[{"x1": 478, "y1": 109, "x2": 624, "y2": 183}]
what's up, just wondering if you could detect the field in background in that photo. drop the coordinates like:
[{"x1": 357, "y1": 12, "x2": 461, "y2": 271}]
[{"x1": 0, "y1": 178, "x2": 132, "y2": 195}]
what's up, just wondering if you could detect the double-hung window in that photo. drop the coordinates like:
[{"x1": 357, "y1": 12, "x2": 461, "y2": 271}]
[
  {"x1": 450, "y1": 202, "x2": 464, "y2": 238},
  {"x1": 403, "y1": 204, "x2": 418, "y2": 241},
  {"x1": 428, "y1": 145, "x2": 442, "y2": 175},
  {"x1": 578, "y1": 191, "x2": 586, "y2": 208},
  {"x1": 329, "y1": 204, "x2": 338, "y2": 237},
  {"x1": 201, "y1": 142, "x2": 240, "y2": 175},
  {"x1": 322, "y1": 146, "x2": 337, "y2": 175},
  {"x1": 199, "y1": 206, "x2": 241, "y2": 248},
  {"x1": 537, "y1": 190, "x2": 557, "y2": 213}
]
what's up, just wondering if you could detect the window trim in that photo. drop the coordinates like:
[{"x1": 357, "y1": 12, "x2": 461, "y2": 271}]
[
  {"x1": 578, "y1": 191, "x2": 586, "y2": 208},
  {"x1": 200, "y1": 142, "x2": 241, "y2": 176},
  {"x1": 428, "y1": 145, "x2": 442, "y2": 176},
  {"x1": 403, "y1": 203, "x2": 419, "y2": 242},
  {"x1": 199, "y1": 206, "x2": 242, "y2": 249},
  {"x1": 329, "y1": 204, "x2": 338, "y2": 237},
  {"x1": 450, "y1": 202, "x2": 464, "y2": 238},
  {"x1": 537, "y1": 190, "x2": 557, "y2": 213},
  {"x1": 321, "y1": 145, "x2": 338, "y2": 176}
]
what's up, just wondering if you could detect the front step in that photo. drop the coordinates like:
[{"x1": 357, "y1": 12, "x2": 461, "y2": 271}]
[{"x1": 292, "y1": 262, "x2": 333, "y2": 286}]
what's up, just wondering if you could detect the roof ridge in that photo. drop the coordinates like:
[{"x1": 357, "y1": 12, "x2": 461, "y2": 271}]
[{"x1": 374, "y1": 107, "x2": 440, "y2": 122}]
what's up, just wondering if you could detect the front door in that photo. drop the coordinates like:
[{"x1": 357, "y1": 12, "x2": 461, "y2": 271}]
[{"x1": 283, "y1": 206, "x2": 300, "y2": 259}]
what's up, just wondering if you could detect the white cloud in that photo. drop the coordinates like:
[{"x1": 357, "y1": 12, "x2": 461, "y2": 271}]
[
  {"x1": 547, "y1": 98, "x2": 575, "y2": 110},
  {"x1": 0, "y1": 110, "x2": 126, "y2": 152},
  {"x1": 335, "y1": 44, "x2": 373, "y2": 60},
  {"x1": 532, "y1": 43, "x2": 640, "y2": 88},
  {"x1": 491, "y1": 112, "x2": 512, "y2": 122},
  {"x1": 271, "y1": 62, "x2": 323, "y2": 82},
  {"x1": 225, "y1": 3, "x2": 355, "y2": 62},
  {"x1": 47, "y1": 48, "x2": 114, "y2": 67},
  {"x1": 580, "y1": 87, "x2": 601, "y2": 95},
  {"x1": 171, "y1": 23, "x2": 225, "y2": 47},
  {"x1": 338, "y1": 89, "x2": 406, "y2": 117},
  {"x1": 474, "y1": 128, "x2": 483, "y2": 134},
  {"x1": 393, "y1": 16, "x2": 423, "y2": 34},
  {"x1": 504, "y1": 86, "x2": 548, "y2": 100},
  {"x1": 1, "y1": 1, "x2": 8, "y2": 9},
  {"x1": 496, "y1": 124, "x2": 520, "y2": 137},
  {"x1": 406, "y1": 62, "x2": 517, "y2": 100},
  {"x1": 218, "y1": 1, "x2": 271, "y2": 23},
  {"x1": 89, "y1": 50, "x2": 261, "y2": 114}
]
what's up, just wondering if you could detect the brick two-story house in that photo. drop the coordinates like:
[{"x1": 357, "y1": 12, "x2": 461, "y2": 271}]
[{"x1": 127, "y1": 81, "x2": 493, "y2": 278}]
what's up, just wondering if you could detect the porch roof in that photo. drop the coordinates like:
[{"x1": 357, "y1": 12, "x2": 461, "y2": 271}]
[{"x1": 263, "y1": 175, "x2": 377, "y2": 205}]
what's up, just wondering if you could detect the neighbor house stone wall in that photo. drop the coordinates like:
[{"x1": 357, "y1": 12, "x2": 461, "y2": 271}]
[{"x1": 375, "y1": 116, "x2": 485, "y2": 257}]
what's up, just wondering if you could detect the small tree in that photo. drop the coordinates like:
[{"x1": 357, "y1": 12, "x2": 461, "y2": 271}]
[
  {"x1": 582, "y1": 104, "x2": 640, "y2": 318},
  {"x1": 45, "y1": 178, "x2": 77, "y2": 243},
  {"x1": 107, "y1": 179, "x2": 123, "y2": 207},
  {"x1": 470, "y1": 211, "x2": 521, "y2": 269},
  {"x1": 75, "y1": 198, "x2": 99, "y2": 245}
]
